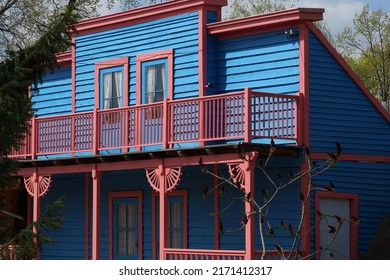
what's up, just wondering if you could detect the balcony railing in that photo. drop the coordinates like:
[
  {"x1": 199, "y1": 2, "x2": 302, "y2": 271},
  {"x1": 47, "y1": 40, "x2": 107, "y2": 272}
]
[{"x1": 9, "y1": 89, "x2": 300, "y2": 159}]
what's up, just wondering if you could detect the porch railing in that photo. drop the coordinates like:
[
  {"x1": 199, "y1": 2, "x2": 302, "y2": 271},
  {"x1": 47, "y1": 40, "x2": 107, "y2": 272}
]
[
  {"x1": 164, "y1": 248, "x2": 284, "y2": 260},
  {"x1": 9, "y1": 89, "x2": 300, "y2": 159}
]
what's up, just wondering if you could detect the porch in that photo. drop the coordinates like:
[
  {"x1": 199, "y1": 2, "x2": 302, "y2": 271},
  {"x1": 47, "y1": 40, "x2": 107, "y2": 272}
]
[{"x1": 10, "y1": 89, "x2": 300, "y2": 159}]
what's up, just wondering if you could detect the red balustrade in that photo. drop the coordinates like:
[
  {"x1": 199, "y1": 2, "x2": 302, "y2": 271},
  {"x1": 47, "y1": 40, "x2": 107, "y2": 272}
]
[{"x1": 9, "y1": 89, "x2": 300, "y2": 159}]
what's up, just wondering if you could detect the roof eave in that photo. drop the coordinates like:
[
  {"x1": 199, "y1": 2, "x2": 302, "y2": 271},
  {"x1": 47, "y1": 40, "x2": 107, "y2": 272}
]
[{"x1": 207, "y1": 7, "x2": 324, "y2": 37}]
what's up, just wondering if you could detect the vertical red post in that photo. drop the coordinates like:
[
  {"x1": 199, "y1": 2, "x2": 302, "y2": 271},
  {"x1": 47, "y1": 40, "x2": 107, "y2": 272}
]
[
  {"x1": 32, "y1": 170, "x2": 40, "y2": 259},
  {"x1": 92, "y1": 108, "x2": 99, "y2": 155},
  {"x1": 244, "y1": 88, "x2": 252, "y2": 143},
  {"x1": 158, "y1": 163, "x2": 167, "y2": 260},
  {"x1": 243, "y1": 153, "x2": 257, "y2": 260},
  {"x1": 162, "y1": 98, "x2": 169, "y2": 149},
  {"x1": 91, "y1": 167, "x2": 101, "y2": 260},
  {"x1": 31, "y1": 116, "x2": 37, "y2": 159}
]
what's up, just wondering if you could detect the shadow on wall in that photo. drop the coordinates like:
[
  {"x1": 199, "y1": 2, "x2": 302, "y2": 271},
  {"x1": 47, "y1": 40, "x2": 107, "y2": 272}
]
[{"x1": 361, "y1": 213, "x2": 390, "y2": 260}]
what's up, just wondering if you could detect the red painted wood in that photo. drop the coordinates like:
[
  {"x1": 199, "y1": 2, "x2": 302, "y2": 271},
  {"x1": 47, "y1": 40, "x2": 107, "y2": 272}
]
[
  {"x1": 207, "y1": 8, "x2": 324, "y2": 40},
  {"x1": 75, "y1": 0, "x2": 227, "y2": 36},
  {"x1": 9, "y1": 90, "x2": 299, "y2": 159},
  {"x1": 91, "y1": 168, "x2": 101, "y2": 260},
  {"x1": 108, "y1": 190, "x2": 143, "y2": 260},
  {"x1": 315, "y1": 192, "x2": 358, "y2": 259}
]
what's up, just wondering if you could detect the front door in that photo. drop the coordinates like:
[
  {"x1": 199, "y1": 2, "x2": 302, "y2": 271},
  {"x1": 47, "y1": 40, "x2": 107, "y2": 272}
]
[{"x1": 110, "y1": 191, "x2": 142, "y2": 260}]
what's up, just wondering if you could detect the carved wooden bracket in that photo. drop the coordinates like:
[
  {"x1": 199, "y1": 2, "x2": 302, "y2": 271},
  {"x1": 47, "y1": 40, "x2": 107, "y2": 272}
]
[
  {"x1": 227, "y1": 152, "x2": 259, "y2": 187},
  {"x1": 145, "y1": 167, "x2": 182, "y2": 192},
  {"x1": 24, "y1": 175, "x2": 52, "y2": 197}
]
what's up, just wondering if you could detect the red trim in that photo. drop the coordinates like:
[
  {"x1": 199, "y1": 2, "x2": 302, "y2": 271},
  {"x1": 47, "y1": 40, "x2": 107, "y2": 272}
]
[
  {"x1": 56, "y1": 51, "x2": 72, "y2": 68},
  {"x1": 108, "y1": 190, "x2": 143, "y2": 260},
  {"x1": 75, "y1": 0, "x2": 227, "y2": 36},
  {"x1": 315, "y1": 192, "x2": 358, "y2": 259},
  {"x1": 91, "y1": 168, "x2": 100, "y2": 260},
  {"x1": 299, "y1": 23, "x2": 310, "y2": 147},
  {"x1": 213, "y1": 164, "x2": 219, "y2": 250},
  {"x1": 312, "y1": 153, "x2": 390, "y2": 163},
  {"x1": 94, "y1": 57, "x2": 129, "y2": 109},
  {"x1": 152, "y1": 189, "x2": 188, "y2": 260},
  {"x1": 84, "y1": 173, "x2": 90, "y2": 259},
  {"x1": 306, "y1": 22, "x2": 390, "y2": 124},
  {"x1": 136, "y1": 49, "x2": 174, "y2": 105},
  {"x1": 207, "y1": 8, "x2": 324, "y2": 40},
  {"x1": 71, "y1": 37, "x2": 76, "y2": 113}
]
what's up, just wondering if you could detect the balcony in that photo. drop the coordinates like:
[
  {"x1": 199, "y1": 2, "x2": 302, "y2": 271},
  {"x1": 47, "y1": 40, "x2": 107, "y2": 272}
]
[{"x1": 9, "y1": 89, "x2": 300, "y2": 159}]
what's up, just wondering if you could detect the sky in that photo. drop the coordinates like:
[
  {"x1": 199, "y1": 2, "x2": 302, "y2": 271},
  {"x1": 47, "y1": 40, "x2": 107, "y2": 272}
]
[
  {"x1": 291, "y1": 0, "x2": 390, "y2": 34},
  {"x1": 100, "y1": 0, "x2": 390, "y2": 35}
]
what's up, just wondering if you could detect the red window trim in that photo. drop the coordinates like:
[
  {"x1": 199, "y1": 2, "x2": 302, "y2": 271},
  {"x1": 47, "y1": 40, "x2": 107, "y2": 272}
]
[
  {"x1": 151, "y1": 189, "x2": 188, "y2": 260},
  {"x1": 94, "y1": 57, "x2": 129, "y2": 109},
  {"x1": 108, "y1": 190, "x2": 143, "y2": 260},
  {"x1": 315, "y1": 191, "x2": 358, "y2": 259},
  {"x1": 136, "y1": 49, "x2": 174, "y2": 105}
]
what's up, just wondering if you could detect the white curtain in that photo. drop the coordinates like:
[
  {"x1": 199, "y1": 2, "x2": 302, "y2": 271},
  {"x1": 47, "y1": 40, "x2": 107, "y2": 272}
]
[
  {"x1": 160, "y1": 64, "x2": 166, "y2": 101},
  {"x1": 146, "y1": 65, "x2": 156, "y2": 104},
  {"x1": 103, "y1": 73, "x2": 112, "y2": 109},
  {"x1": 113, "y1": 71, "x2": 122, "y2": 107}
]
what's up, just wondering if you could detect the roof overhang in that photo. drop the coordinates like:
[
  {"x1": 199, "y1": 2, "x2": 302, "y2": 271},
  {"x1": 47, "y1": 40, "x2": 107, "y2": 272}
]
[
  {"x1": 15, "y1": 143, "x2": 301, "y2": 170},
  {"x1": 208, "y1": 8, "x2": 324, "y2": 39},
  {"x1": 75, "y1": 0, "x2": 228, "y2": 36}
]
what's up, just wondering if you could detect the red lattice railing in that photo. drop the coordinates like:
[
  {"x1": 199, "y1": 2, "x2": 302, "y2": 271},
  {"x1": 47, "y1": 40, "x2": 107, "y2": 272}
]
[{"x1": 9, "y1": 89, "x2": 300, "y2": 159}]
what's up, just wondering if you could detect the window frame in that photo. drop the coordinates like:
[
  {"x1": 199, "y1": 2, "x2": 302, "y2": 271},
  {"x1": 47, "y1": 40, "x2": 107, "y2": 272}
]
[
  {"x1": 95, "y1": 57, "x2": 129, "y2": 109},
  {"x1": 152, "y1": 189, "x2": 188, "y2": 259},
  {"x1": 108, "y1": 190, "x2": 143, "y2": 260},
  {"x1": 315, "y1": 191, "x2": 358, "y2": 259},
  {"x1": 136, "y1": 49, "x2": 174, "y2": 105}
]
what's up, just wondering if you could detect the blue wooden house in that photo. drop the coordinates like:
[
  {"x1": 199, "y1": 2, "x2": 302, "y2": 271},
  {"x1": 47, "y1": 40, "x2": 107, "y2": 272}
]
[{"x1": 8, "y1": 0, "x2": 390, "y2": 260}]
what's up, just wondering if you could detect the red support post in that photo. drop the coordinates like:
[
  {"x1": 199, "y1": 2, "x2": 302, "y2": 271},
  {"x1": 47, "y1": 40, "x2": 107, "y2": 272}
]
[
  {"x1": 162, "y1": 98, "x2": 169, "y2": 149},
  {"x1": 92, "y1": 108, "x2": 99, "y2": 155},
  {"x1": 243, "y1": 152, "x2": 257, "y2": 260},
  {"x1": 244, "y1": 88, "x2": 252, "y2": 143},
  {"x1": 91, "y1": 167, "x2": 101, "y2": 260},
  {"x1": 158, "y1": 163, "x2": 167, "y2": 260},
  {"x1": 31, "y1": 116, "x2": 37, "y2": 159}
]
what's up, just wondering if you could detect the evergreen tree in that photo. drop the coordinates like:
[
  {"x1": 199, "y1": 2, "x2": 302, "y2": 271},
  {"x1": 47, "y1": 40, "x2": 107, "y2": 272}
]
[{"x1": 0, "y1": 0, "x2": 80, "y2": 258}]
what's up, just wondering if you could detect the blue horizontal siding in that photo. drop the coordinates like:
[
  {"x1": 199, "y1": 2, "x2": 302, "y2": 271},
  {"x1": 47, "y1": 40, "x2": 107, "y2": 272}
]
[
  {"x1": 310, "y1": 160, "x2": 390, "y2": 258},
  {"x1": 309, "y1": 32, "x2": 390, "y2": 156},
  {"x1": 75, "y1": 12, "x2": 199, "y2": 112},
  {"x1": 215, "y1": 30, "x2": 300, "y2": 94},
  {"x1": 40, "y1": 173, "x2": 86, "y2": 260},
  {"x1": 32, "y1": 67, "x2": 72, "y2": 117}
]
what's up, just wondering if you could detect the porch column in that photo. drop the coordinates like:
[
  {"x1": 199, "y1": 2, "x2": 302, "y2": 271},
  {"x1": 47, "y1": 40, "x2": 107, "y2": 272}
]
[
  {"x1": 243, "y1": 152, "x2": 257, "y2": 260},
  {"x1": 146, "y1": 163, "x2": 182, "y2": 260},
  {"x1": 91, "y1": 167, "x2": 101, "y2": 260},
  {"x1": 158, "y1": 163, "x2": 168, "y2": 260},
  {"x1": 228, "y1": 152, "x2": 258, "y2": 260},
  {"x1": 32, "y1": 170, "x2": 40, "y2": 232}
]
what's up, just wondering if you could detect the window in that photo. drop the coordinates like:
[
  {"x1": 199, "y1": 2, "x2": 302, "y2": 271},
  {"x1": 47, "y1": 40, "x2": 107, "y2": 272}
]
[
  {"x1": 136, "y1": 49, "x2": 173, "y2": 105},
  {"x1": 94, "y1": 57, "x2": 129, "y2": 109},
  {"x1": 101, "y1": 67, "x2": 123, "y2": 109},
  {"x1": 143, "y1": 59, "x2": 167, "y2": 104},
  {"x1": 152, "y1": 189, "x2": 187, "y2": 259}
]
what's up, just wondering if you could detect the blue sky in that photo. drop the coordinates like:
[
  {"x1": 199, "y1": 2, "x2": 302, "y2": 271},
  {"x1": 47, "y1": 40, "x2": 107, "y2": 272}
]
[{"x1": 294, "y1": 0, "x2": 390, "y2": 34}]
